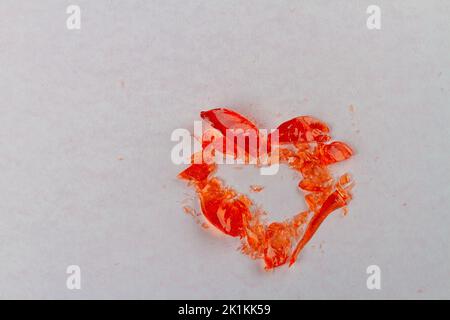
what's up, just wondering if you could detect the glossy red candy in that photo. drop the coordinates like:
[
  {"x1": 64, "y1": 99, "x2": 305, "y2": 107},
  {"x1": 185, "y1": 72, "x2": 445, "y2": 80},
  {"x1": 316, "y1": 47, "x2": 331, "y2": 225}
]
[
  {"x1": 178, "y1": 108, "x2": 355, "y2": 270},
  {"x1": 318, "y1": 141, "x2": 353, "y2": 165},
  {"x1": 274, "y1": 116, "x2": 330, "y2": 144},
  {"x1": 201, "y1": 108, "x2": 260, "y2": 159},
  {"x1": 200, "y1": 108, "x2": 258, "y2": 135}
]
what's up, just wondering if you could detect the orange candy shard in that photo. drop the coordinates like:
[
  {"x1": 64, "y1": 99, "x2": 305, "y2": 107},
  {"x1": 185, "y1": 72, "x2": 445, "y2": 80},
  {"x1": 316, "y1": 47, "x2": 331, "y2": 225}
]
[
  {"x1": 201, "y1": 108, "x2": 258, "y2": 135},
  {"x1": 275, "y1": 115, "x2": 331, "y2": 144},
  {"x1": 178, "y1": 108, "x2": 355, "y2": 270}
]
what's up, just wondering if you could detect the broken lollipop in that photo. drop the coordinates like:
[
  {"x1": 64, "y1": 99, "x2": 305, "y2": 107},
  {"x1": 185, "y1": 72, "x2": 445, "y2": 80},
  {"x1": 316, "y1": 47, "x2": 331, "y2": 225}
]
[{"x1": 178, "y1": 108, "x2": 354, "y2": 270}]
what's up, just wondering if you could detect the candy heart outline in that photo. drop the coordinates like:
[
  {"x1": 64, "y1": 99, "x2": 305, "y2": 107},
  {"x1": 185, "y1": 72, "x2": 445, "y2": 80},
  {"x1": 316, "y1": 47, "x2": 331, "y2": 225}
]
[{"x1": 178, "y1": 108, "x2": 354, "y2": 270}]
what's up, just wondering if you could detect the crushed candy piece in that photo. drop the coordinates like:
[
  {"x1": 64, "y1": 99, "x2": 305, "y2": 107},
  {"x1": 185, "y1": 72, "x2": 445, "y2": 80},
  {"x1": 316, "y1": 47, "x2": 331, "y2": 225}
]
[
  {"x1": 178, "y1": 108, "x2": 355, "y2": 270},
  {"x1": 249, "y1": 185, "x2": 264, "y2": 193}
]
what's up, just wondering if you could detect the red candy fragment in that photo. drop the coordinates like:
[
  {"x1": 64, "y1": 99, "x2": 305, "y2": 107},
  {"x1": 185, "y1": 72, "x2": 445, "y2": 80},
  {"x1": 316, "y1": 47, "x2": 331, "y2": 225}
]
[
  {"x1": 178, "y1": 108, "x2": 355, "y2": 270},
  {"x1": 290, "y1": 176, "x2": 352, "y2": 266},
  {"x1": 318, "y1": 141, "x2": 353, "y2": 165},
  {"x1": 200, "y1": 108, "x2": 258, "y2": 135},
  {"x1": 201, "y1": 108, "x2": 260, "y2": 159},
  {"x1": 178, "y1": 163, "x2": 216, "y2": 184},
  {"x1": 273, "y1": 116, "x2": 331, "y2": 144},
  {"x1": 197, "y1": 178, "x2": 250, "y2": 237}
]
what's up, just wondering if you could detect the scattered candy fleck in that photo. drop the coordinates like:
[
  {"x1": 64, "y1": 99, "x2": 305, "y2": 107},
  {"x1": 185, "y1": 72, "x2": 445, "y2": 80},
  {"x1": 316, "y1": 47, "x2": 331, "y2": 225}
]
[
  {"x1": 250, "y1": 185, "x2": 264, "y2": 193},
  {"x1": 178, "y1": 108, "x2": 355, "y2": 270}
]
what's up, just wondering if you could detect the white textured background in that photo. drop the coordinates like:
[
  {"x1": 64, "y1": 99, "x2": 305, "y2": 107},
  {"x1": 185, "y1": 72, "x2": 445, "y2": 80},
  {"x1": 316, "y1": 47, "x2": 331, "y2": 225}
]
[{"x1": 0, "y1": 0, "x2": 449, "y2": 299}]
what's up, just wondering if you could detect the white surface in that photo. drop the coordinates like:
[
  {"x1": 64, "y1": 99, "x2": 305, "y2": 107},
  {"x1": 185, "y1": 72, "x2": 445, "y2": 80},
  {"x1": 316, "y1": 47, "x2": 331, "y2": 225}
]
[{"x1": 1, "y1": 0, "x2": 449, "y2": 299}]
